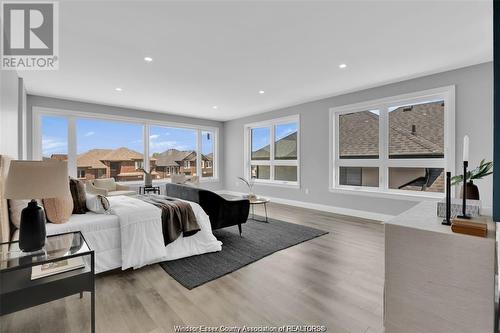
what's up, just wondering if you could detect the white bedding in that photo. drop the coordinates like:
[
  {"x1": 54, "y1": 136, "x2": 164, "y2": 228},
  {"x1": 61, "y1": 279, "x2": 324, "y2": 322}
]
[{"x1": 42, "y1": 195, "x2": 222, "y2": 273}]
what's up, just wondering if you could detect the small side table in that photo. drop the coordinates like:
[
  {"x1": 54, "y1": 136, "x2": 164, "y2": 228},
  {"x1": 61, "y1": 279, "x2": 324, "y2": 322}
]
[
  {"x1": 139, "y1": 185, "x2": 161, "y2": 195},
  {"x1": 0, "y1": 231, "x2": 95, "y2": 332},
  {"x1": 249, "y1": 197, "x2": 270, "y2": 223}
]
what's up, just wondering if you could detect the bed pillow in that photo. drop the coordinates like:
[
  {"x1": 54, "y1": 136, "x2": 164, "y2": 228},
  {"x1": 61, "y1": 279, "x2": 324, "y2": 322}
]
[
  {"x1": 8, "y1": 199, "x2": 42, "y2": 229},
  {"x1": 43, "y1": 195, "x2": 74, "y2": 224},
  {"x1": 69, "y1": 178, "x2": 88, "y2": 214},
  {"x1": 86, "y1": 194, "x2": 110, "y2": 214}
]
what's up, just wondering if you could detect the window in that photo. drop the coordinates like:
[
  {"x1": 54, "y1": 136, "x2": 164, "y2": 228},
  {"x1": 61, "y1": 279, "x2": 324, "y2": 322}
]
[
  {"x1": 201, "y1": 131, "x2": 215, "y2": 178},
  {"x1": 331, "y1": 87, "x2": 454, "y2": 197},
  {"x1": 76, "y1": 118, "x2": 144, "y2": 182},
  {"x1": 77, "y1": 169, "x2": 86, "y2": 179},
  {"x1": 34, "y1": 109, "x2": 218, "y2": 183},
  {"x1": 150, "y1": 126, "x2": 198, "y2": 179},
  {"x1": 245, "y1": 116, "x2": 299, "y2": 186},
  {"x1": 41, "y1": 115, "x2": 68, "y2": 161}
]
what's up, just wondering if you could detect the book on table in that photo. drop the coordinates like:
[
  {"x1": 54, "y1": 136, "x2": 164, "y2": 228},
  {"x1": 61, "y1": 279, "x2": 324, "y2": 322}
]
[{"x1": 31, "y1": 256, "x2": 85, "y2": 280}]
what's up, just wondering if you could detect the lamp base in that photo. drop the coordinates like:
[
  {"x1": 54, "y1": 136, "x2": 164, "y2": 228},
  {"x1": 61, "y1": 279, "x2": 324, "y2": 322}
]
[
  {"x1": 19, "y1": 200, "x2": 46, "y2": 252},
  {"x1": 456, "y1": 215, "x2": 471, "y2": 220}
]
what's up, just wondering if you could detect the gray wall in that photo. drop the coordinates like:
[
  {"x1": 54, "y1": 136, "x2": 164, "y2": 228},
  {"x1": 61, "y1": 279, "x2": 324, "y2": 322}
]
[
  {"x1": 224, "y1": 62, "x2": 493, "y2": 216},
  {"x1": 0, "y1": 71, "x2": 25, "y2": 159},
  {"x1": 26, "y1": 95, "x2": 224, "y2": 191}
]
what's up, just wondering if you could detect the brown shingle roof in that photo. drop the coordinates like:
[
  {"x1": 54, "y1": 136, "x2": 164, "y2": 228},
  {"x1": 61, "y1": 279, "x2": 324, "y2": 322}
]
[
  {"x1": 100, "y1": 147, "x2": 143, "y2": 161},
  {"x1": 77, "y1": 149, "x2": 112, "y2": 169},
  {"x1": 155, "y1": 149, "x2": 193, "y2": 167},
  {"x1": 252, "y1": 132, "x2": 298, "y2": 160},
  {"x1": 339, "y1": 101, "x2": 444, "y2": 158}
]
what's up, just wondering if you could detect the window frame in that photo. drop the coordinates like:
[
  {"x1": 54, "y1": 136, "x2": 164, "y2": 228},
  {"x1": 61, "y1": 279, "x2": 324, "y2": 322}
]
[
  {"x1": 33, "y1": 107, "x2": 219, "y2": 183},
  {"x1": 329, "y1": 86, "x2": 455, "y2": 199},
  {"x1": 244, "y1": 115, "x2": 300, "y2": 188}
]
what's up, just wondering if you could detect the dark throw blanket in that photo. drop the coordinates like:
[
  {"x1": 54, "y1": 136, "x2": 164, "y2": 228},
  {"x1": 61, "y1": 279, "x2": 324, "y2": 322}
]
[{"x1": 136, "y1": 195, "x2": 200, "y2": 245}]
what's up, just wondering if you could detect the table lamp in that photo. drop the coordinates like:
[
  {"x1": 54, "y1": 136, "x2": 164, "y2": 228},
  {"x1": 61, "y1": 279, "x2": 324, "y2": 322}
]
[{"x1": 3, "y1": 160, "x2": 69, "y2": 252}]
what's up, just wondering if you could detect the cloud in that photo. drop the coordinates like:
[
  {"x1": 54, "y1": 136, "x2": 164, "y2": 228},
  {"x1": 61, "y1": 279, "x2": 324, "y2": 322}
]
[
  {"x1": 42, "y1": 137, "x2": 67, "y2": 156},
  {"x1": 84, "y1": 131, "x2": 95, "y2": 137},
  {"x1": 150, "y1": 140, "x2": 188, "y2": 151},
  {"x1": 149, "y1": 134, "x2": 160, "y2": 140}
]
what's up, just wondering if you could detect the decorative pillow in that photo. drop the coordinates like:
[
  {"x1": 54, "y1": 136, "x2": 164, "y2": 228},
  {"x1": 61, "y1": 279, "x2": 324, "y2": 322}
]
[
  {"x1": 86, "y1": 194, "x2": 110, "y2": 214},
  {"x1": 8, "y1": 199, "x2": 42, "y2": 229},
  {"x1": 93, "y1": 178, "x2": 116, "y2": 192},
  {"x1": 69, "y1": 178, "x2": 88, "y2": 214},
  {"x1": 43, "y1": 195, "x2": 74, "y2": 224}
]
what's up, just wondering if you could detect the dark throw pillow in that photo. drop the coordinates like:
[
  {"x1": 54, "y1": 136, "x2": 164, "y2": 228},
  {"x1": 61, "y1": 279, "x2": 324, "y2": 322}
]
[{"x1": 69, "y1": 178, "x2": 88, "y2": 214}]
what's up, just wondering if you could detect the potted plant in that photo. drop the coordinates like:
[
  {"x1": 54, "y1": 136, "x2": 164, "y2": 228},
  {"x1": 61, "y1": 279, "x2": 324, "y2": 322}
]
[
  {"x1": 237, "y1": 176, "x2": 257, "y2": 200},
  {"x1": 451, "y1": 159, "x2": 493, "y2": 200},
  {"x1": 138, "y1": 167, "x2": 155, "y2": 187}
]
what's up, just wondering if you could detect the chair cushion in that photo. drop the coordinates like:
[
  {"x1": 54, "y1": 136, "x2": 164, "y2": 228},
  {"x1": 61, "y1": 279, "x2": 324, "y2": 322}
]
[
  {"x1": 43, "y1": 195, "x2": 74, "y2": 224},
  {"x1": 69, "y1": 178, "x2": 88, "y2": 214},
  {"x1": 107, "y1": 190, "x2": 136, "y2": 197},
  {"x1": 93, "y1": 178, "x2": 116, "y2": 191}
]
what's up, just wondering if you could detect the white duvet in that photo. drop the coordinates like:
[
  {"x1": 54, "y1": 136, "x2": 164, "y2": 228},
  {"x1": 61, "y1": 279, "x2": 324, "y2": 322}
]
[{"x1": 107, "y1": 195, "x2": 222, "y2": 270}]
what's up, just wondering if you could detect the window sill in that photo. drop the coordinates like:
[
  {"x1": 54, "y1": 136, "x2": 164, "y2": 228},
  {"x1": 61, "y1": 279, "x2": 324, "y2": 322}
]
[
  {"x1": 328, "y1": 186, "x2": 445, "y2": 201},
  {"x1": 253, "y1": 181, "x2": 300, "y2": 189}
]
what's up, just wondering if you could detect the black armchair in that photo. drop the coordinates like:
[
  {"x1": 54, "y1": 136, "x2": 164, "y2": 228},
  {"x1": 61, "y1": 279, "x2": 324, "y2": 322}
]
[{"x1": 165, "y1": 183, "x2": 250, "y2": 235}]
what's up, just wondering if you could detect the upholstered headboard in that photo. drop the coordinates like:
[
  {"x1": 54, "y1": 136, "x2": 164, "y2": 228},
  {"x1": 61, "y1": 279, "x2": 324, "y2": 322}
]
[{"x1": 0, "y1": 155, "x2": 12, "y2": 244}]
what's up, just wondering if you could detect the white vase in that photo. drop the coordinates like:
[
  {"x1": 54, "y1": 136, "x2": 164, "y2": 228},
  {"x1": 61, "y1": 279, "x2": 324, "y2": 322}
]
[
  {"x1": 144, "y1": 173, "x2": 153, "y2": 187},
  {"x1": 247, "y1": 193, "x2": 257, "y2": 200}
]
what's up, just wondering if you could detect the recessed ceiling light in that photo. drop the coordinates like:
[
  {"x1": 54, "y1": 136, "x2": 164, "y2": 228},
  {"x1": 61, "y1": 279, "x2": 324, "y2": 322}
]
[
  {"x1": 339, "y1": 63, "x2": 347, "y2": 69},
  {"x1": 144, "y1": 57, "x2": 153, "y2": 62},
  {"x1": 259, "y1": 90, "x2": 265, "y2": 94},
  {"x1": 212, "y1": 106, "x2": 218, "y2": 109},
  {"x1": 115, "y1": 87, "x2": 123, "y2": 92}
]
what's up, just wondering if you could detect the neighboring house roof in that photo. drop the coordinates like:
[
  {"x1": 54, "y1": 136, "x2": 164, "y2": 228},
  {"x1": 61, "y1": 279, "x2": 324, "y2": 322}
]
[
  {"x1": 339, "y1": 101, "x2": 444, "y2": 158},
  {"x1": 155, "y1": 149, "x2": 211, "y2": 167},
  {"x1": 100, "y1": 147, "x2": 143, "y2": 161},
  {"x1": 252, "y1": 132, "x2": 297, "y2": 160},
  {"x1": 49, "y1": 154, "x2": 68, "y2": 161},
  {"x1": 275, "y1": 132, "x2": 297, "y2": 159},
  {"x1": 155, "y1": 149, "x2": 193, "y2": 167},
  {"x1": 77, "y1": 149, "x2": 112, "y2": 169}
]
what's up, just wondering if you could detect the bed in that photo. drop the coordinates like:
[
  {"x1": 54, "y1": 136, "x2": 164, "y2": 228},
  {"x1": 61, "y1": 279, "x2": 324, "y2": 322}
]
[{"x1": 0, "y1": 155, "x2": 222, "y2": 273}]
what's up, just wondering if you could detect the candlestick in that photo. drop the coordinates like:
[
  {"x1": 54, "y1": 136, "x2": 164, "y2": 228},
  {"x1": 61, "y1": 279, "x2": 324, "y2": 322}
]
[
  {"x1": 457, "y1": 161, "x2": 470, "y2": 219},
  {"x1": 442, "y1": 172, "x2": 451, "y2": 225},
  {"x1": 463, "y1": 135, "x2": 469, "y2": 162}
]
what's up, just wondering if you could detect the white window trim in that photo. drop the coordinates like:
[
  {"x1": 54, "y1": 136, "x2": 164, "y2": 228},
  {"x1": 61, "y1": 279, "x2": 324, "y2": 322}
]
[
  {"x1": 329, "y1": 86, "x2": 455, "y2": 200},
  {"x1": 32, "y1": 106, "x2": 219, "y2": 182},
  {"x1": 244, "y1": 114, "x2": 300, "y2": 188}
]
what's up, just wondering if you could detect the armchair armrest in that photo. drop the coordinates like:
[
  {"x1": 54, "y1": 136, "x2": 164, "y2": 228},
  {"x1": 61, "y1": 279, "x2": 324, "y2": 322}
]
[
  {"x1": 85, "y1": 181, "x2": 109, "y2": 196},
  {"x1": 115, "y1": 183, "x2": 131, "y2": 191},
  {"x1": 199, "y1": 192, "x2": 249, "y2": 230}
]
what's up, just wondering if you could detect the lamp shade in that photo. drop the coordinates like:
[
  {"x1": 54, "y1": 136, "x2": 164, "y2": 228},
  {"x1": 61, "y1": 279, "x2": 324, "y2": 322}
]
[{"x1": 3, "y1": 160, "x2": 70, "y2": 199}]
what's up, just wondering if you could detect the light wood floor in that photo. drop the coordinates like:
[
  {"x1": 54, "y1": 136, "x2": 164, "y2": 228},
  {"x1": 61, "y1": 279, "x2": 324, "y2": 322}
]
[{"x1": 1, "y1": 203, "x2": 385, "y2": 333}]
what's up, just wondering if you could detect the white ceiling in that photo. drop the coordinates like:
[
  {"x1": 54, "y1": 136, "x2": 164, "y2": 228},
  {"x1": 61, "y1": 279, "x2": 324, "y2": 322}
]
[{"x1": 19, "y1": 1, "x2": 492, "y2": 121}]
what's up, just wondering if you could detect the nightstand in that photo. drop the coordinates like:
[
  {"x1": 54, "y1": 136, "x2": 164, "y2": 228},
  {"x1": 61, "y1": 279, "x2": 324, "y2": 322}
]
[{"x1": 0, "y1": 231, "x2": 95, "y2": 332}]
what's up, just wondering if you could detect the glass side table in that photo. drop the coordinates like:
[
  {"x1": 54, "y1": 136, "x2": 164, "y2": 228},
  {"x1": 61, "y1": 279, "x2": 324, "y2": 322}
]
[
  {"x1": 249, "y1": 197, "x2": 270, "y2": 223},
  {"x1": 0, "y1": 231, "x2": 95, "y2": 333},
  {"x1": 139, "y1": 185, "x2": 161, "y2": 195}
]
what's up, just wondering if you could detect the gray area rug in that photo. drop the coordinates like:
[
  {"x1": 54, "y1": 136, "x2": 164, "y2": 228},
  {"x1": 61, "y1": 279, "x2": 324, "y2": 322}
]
[{"x1": 159, "y1": 217, "x2": 328, "y2": 289}]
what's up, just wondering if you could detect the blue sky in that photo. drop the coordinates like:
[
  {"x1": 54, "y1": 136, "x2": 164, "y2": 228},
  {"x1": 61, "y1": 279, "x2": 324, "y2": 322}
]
[
  {"x1": 42, "y1": 116, "x2": 68, "y2": 156},
  {"x1": 251, "y1": 122, "x2": 297, "y2": 152},
  {"x1": 42, "y1": 116, "x2": 214, "y2": 157}
]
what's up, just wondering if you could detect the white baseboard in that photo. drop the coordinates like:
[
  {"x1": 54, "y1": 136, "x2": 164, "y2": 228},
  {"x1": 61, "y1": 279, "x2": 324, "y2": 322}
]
[{"x1": 217, "y1": 190, "x2": 394, "y2": 223}]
